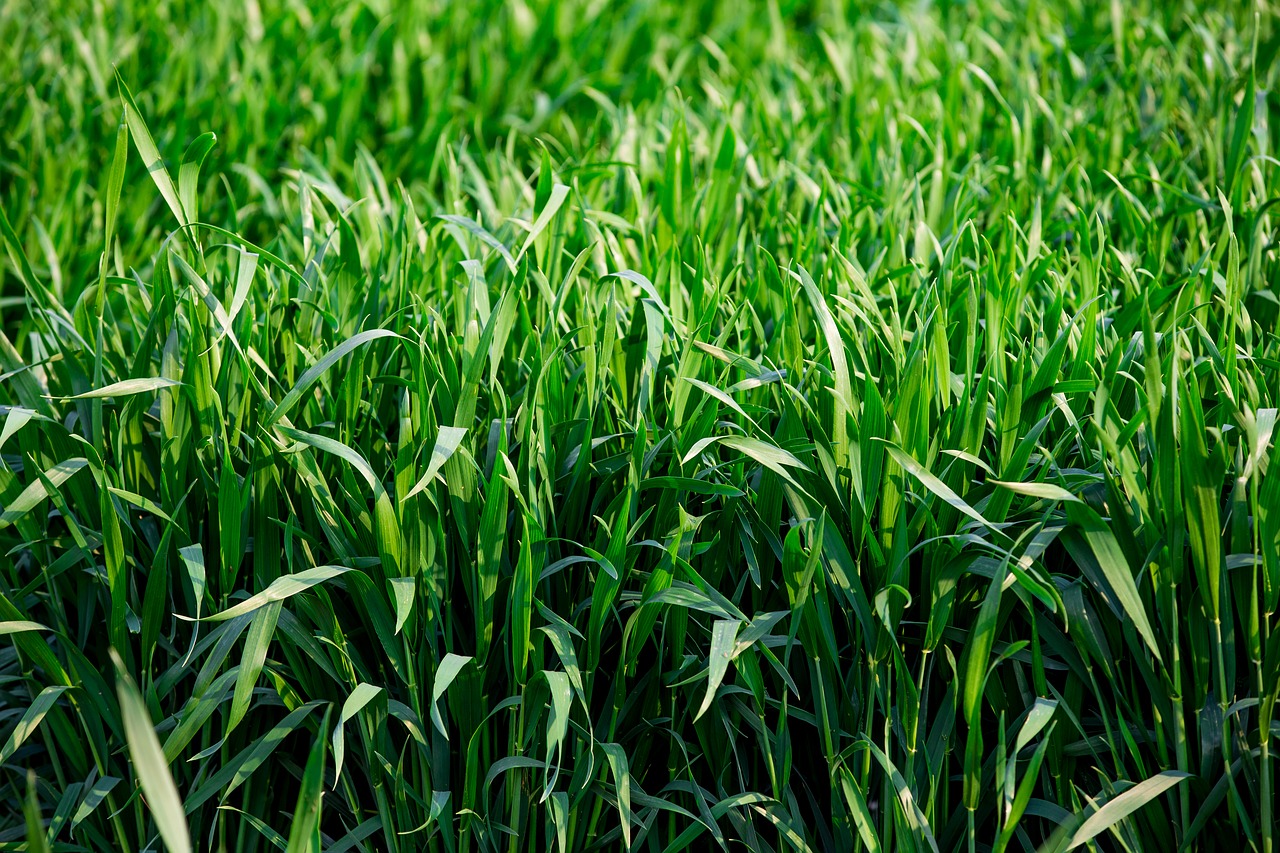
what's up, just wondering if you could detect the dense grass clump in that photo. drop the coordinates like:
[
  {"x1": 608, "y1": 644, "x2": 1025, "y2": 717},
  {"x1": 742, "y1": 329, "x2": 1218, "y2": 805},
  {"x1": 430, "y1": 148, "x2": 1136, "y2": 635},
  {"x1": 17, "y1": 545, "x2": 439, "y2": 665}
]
[{"x1": 2, "y1": 0, "x2": 1279, "y2": 850}]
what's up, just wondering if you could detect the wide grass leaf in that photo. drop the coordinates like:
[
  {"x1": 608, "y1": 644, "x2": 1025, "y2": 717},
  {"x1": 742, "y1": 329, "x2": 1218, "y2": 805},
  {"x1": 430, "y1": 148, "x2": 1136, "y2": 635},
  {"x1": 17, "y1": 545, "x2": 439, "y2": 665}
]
[
  {"x1": 116, "y1": 72, "x2": 186, "y2": 227},
  {"x1": 64, "y1": 377, "x2": 181, "y2": 399},
  {"x1": 285, "y1": 707, "x2": 332, "y2": 853},
  {"x1": 1065, "y1": 771, "x2": 1192, "y2": 850},
  {"x1": 0, "y1": 686, "x2": 69, "y2": 763},
  {"x1": 332, "y1": 683, "x2": 383, "y2": 784},
  {"x1": 1063, "y1": 504, "x2": 1162, "y2": 661},
  {"x1": 885, "y1": 442, "x2": 995, "y2": 531},
  {"x1": 194, "y1": 566, "x2": 352, "y2": 622},
  {"x1": 0, "y1": 459, "x2": 88, "y2": 529},
  {"x1": 266, "y1": 329, "x2": 400, "y2": 425},
  {"x1": 113, "y1": 651, "x2": 191, "y2": 853},
  {"x1": 430, "y1": 653, "x2": 471, "y2": 738}
]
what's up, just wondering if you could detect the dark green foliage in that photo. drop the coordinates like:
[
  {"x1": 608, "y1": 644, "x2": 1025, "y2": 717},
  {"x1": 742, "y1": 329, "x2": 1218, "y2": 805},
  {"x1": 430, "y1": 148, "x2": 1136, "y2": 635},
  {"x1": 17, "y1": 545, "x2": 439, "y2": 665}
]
[{"x1": 1, "y1": 0, "x2": 1279, "y2": 850}]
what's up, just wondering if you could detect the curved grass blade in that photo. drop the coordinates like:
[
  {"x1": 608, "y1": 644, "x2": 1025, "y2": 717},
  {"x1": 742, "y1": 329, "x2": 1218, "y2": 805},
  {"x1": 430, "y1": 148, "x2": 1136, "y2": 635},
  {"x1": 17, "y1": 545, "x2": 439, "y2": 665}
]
[
  {"x1": 190, "y1": 565, "x2": 352, "y2": 622},
  {"x1": 266, "y1": 329, "x2": 400, "y2": 425},
  {"x1": 1066, "y1": 771, "x2": 1191, "y2": 849},
  {"x1": 63, "y1": 377, "x2": 181, "y2": 399},
  {"x1": 112, "y1": 650, "x2": 191, "y2": 853},
  {"x1": 285, "y1": 707, "x2": 333, "y2": 853},
  {"x1": 0, "y1": 686, "x2": 69, "y2": 763}
]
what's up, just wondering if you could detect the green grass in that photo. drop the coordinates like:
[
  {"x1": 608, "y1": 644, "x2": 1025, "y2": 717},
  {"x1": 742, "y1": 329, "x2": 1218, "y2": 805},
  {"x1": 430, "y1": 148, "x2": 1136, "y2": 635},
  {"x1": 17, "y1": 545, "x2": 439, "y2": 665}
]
[{"x1": 2, "y1": 0, "x2": 1279, "y2": 850}]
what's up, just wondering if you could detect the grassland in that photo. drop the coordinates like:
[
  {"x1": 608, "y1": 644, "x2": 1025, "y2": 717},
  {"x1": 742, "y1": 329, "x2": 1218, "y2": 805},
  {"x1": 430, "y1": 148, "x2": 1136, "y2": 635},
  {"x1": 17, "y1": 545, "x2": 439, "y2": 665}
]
[{"x1": 1, "y1": 0, "x2": 1279, "y2": 850}]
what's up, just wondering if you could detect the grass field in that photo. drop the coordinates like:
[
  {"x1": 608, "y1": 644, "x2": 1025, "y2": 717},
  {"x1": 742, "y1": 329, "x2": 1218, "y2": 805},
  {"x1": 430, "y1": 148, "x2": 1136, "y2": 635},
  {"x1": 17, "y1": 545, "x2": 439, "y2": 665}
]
[{"x1": 2, "y1": 0, "x2": 1279, "y2": 850}]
